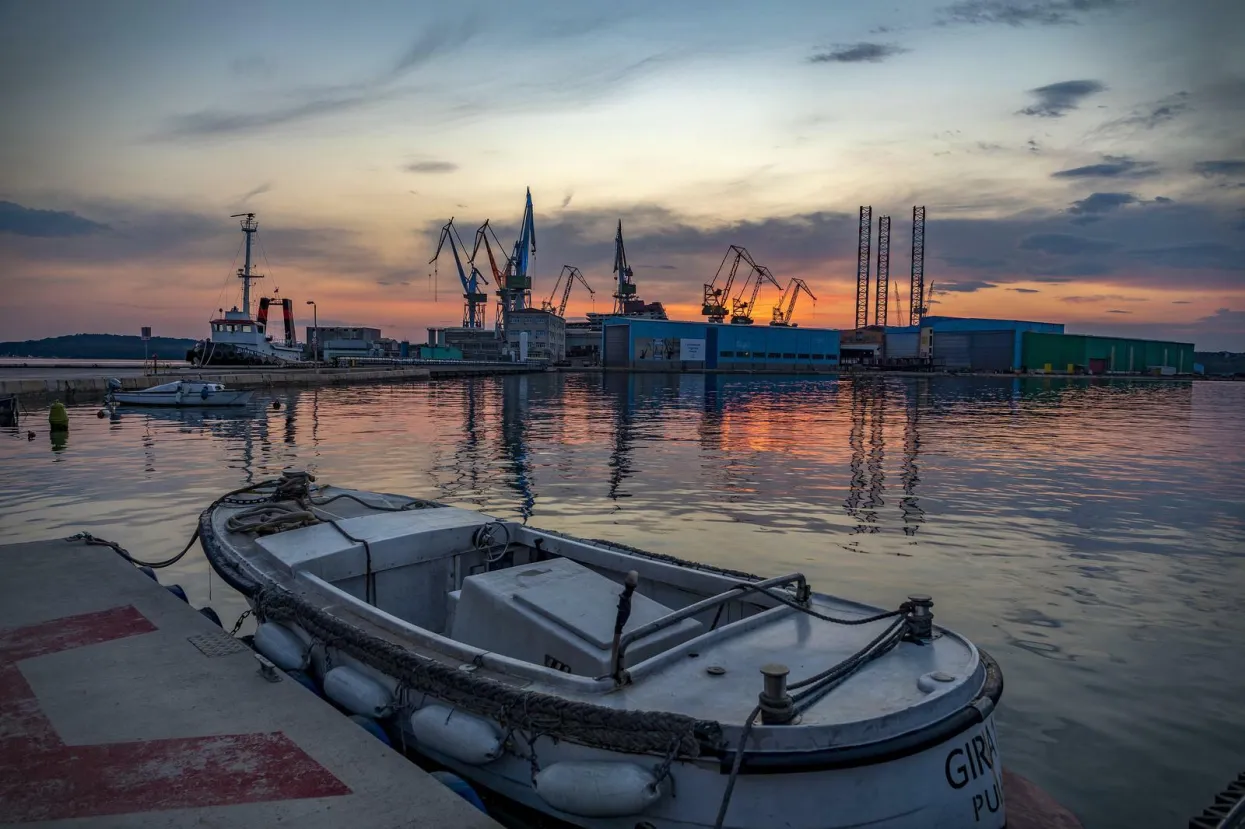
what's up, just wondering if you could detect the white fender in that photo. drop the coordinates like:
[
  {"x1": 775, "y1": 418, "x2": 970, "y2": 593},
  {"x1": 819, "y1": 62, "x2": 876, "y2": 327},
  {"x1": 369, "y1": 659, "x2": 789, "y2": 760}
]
[
  {"x1": 408, "y1": 704, "x2": 502, "y2": 765},
  {"x1": 535, "y1": 761, "x2": 663, "y2": 817},
  {"x1": 253, "y1": 622, "x2": 308, "y2": 671},
  {"x1": 323, "y1": 666, "x2": 393, "y2": 718}
]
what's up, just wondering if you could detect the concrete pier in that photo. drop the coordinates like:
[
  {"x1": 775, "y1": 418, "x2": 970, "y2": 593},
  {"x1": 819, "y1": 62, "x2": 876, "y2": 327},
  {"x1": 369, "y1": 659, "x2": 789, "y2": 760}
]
[
  {"x1": 0, "y1": 538, "x2": 500, "y2": 828},
  {"x1": 0, "y1": 363, "x2": 540, "y2": 399}
]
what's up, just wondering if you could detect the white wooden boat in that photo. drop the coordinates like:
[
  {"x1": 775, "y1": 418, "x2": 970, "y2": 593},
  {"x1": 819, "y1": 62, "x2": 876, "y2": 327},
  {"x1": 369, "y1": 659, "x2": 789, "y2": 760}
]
[
  {"x1": 113, "y1": 380, "x2": 253, "y2": 407},
  {"x1": 201, "y1": 472, "x2": 1006, "y2": 829}
]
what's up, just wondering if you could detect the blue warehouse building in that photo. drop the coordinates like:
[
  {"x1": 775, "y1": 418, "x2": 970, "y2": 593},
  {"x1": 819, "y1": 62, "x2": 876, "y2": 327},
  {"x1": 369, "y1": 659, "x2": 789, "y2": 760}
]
[{"x1": 602, "y1": 318, "x2": 840, "y2": 372}]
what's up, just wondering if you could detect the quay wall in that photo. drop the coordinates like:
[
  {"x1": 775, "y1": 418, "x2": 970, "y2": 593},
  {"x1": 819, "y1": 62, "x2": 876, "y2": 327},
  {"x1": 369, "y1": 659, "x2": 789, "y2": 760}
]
[{"x1": 0, "y1": 364, "x2": 539, "y2": 399}]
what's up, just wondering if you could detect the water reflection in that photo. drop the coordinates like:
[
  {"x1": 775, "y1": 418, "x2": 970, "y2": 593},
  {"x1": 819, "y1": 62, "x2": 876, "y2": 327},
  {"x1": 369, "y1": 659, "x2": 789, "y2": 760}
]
[{"x1": 0, "y1": 374, "x2": 1241, "y2": 829}]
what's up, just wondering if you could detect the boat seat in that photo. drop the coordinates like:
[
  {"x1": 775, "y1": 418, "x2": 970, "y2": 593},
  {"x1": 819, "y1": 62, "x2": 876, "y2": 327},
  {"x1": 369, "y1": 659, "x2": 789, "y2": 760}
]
[{"x1": 450, "y1": 557, "x2": 703, "y2": 676}]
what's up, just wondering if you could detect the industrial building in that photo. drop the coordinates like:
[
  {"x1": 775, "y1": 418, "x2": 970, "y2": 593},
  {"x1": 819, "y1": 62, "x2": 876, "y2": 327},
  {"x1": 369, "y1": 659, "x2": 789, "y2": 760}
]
[
  {"x1": 922, "y1": 316, "x2": 1064, "y2": 371},
  {"x1": 1020, "y1": 332, "x2": 1195, "y2": 375},
  {"x1": 602, "y1": 318, "x2": 840, "y2": 371},
  {"x1": 507, "y1": 309, "x2": 566, "y2": 362},
  {"x1": 444, "y1": 327, "x2": 503, "y2": 361}
]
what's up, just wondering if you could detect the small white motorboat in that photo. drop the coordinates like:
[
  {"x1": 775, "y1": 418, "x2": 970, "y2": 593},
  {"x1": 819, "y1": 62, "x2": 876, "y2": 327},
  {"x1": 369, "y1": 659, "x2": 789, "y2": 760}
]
[
  {"x1": 111, "y1": 379, "x2": 253, "y2": 407},
  {"x1": 201, "y1": 472, "x2": 1006, "y2": 829}
]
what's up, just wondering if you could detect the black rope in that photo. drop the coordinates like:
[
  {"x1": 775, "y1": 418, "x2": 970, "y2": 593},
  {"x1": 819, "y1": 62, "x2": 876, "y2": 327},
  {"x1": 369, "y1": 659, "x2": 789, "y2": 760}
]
[
  {"x1": 323, "y1": 518, "x2": 376, "y2": 606},
  {"x1": 714, "y1": 705, "x2": 761, "y2": 829}
]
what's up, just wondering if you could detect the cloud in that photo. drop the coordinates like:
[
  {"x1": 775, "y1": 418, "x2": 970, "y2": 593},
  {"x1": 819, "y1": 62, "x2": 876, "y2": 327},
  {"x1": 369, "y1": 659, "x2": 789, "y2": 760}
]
[
  {"x1": 1067, "y1": 192, "x2": 1138, "y2": 215},
  {"x1": 1019, "y1": 233, "x2": 1118, "y2": 255},
  {"x1": 938, "y1": 280, "x2": 998, "y2": 292},
  {"x1": 1171, "y1": 300, "x2": 1192, "y2": 304},
  {"x1": 404, "y1": 160, "x2": 458, "y2": 174},
  {"x1": 238, "y1": 182, "x2": 274, "y2": 202},
  {"x1": 941, "y1": 255, "x2": 1008, "y2": 269},
  {"x1": 561, "y1": 191, "x2": 574, "y2": 209},
  {"x1": 0, "y1": 201, "x2": 109, "y2": 237},
  {"x1": 1194, "y1": 159, "x2": 1245, "y2": 177},
  {"x1": 1106, "y1": 309, "x2": 1131, "y2": 313},
  {"x1": 1062, "y1": 294, "x2": 1147, "y2": 304},
  {"x1": 1051, "y1": 155, "x2": 1159, "y2": 179},
  {"x1": 153, "y1": 15, "x2": 481, "y2": 140},
  {"x1": 1099, "y1": 91, "x2": 1192, "y2": 132},
  {"x1": 1018, "y1": 80, "x2": 1106, "y2": 117},
  {"x1": 635, "y1": 263, "x2": 678, "y2": 270},
  {"x1": 1198, "y1": 308, "x2": 1245, "y2": 329},
  {"x1": 808, "y1": 43, "x2": 908, "y2": 64},
  {"x1": 1127, "y1": 242, "x2": 1243, "y2": 270},
  {"x1": 937, "y1": 0, "x2": 1123, "y2": 27},
  {"x1": 155, "y1": 90, "x2": 401, "y2": 140},
  {"x1": 1010, "y1": 288, "x2": 1041, "y2": 293}
]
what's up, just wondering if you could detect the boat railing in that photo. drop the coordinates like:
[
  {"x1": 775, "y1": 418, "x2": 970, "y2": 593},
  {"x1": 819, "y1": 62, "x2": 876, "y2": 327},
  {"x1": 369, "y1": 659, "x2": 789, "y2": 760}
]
[{"x1": 612, "y1": 571, "x2": 808, "y2": 680}]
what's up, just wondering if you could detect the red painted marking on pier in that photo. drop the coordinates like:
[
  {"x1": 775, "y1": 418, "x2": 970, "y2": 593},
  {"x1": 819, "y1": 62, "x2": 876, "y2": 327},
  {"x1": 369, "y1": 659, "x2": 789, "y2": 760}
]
[{"x1": 0, "y1": 605, "x2": 351, "y2": 822}]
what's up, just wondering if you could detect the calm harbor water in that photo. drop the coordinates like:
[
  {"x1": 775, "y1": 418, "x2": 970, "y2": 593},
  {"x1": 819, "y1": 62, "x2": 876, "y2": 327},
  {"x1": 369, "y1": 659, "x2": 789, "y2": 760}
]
[{"x1": 2, "y1": 372, "x2": 1242, "y2": 828}]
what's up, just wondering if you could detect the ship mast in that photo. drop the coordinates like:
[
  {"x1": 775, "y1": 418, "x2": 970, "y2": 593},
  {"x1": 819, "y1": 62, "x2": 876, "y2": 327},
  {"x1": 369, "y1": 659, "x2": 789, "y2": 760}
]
[{"x1": 229, "y1": 212, "x2": 263, "y2": 316}]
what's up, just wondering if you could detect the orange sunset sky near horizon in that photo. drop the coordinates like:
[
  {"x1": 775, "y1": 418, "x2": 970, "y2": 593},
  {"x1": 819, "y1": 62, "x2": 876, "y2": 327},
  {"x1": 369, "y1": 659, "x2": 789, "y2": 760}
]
[{"x1": 1, "y1": 1, "x2": 1242, "y2": 349}]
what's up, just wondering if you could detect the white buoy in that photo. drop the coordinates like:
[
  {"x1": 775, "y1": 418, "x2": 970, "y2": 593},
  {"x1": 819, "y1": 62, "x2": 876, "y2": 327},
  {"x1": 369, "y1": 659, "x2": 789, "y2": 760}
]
[
  {"x1": 535, "y1": 761, "x2": 664, "y2": 817},
  {"x1": 409, "y1": 704, "x2": 502, "y2": 765},
  {"x1": 323, "y1": 666, "x2": 393, "y2": 718},
  {"x1": 253, "y1": 622, "x2": 308, "y2": 671}
]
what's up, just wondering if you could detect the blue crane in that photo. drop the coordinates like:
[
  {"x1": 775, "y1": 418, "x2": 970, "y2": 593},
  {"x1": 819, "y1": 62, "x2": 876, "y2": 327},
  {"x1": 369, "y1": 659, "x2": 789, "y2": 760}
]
[
  {"x1": 503, "y1": 188, "x2": 536, "y2": 314},
  {"x1": 430, "y1": 218, "x2": 489, "y2": 328}
]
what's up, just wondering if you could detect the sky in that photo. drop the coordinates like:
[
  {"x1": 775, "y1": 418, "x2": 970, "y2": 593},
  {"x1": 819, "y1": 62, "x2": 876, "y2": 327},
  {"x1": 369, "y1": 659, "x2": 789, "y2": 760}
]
[{"x1": 1, "y1": 0, "x2": 1242, "y2": 350}]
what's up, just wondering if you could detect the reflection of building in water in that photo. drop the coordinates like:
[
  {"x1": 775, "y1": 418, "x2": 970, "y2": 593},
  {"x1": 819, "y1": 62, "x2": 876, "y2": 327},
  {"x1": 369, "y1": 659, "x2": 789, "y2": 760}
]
[
  {"x1": 499, "y1": 375, "x2": 536, "y2": 519},
  {"x1": 842, "y1": 378, "x2": 929, "y2": 540},
  {"x1": 899, "y1": 379, "x2": 927, "y2": 536},
  {"x1": 844, "y1": 380, "x2": 885, "y2": 534},
  {"x1": 602, "y1": 372, "x2": 635, "y2": 504},
  {"x1": 435, "y1": 378, "x2": 486, "y2": 500}
]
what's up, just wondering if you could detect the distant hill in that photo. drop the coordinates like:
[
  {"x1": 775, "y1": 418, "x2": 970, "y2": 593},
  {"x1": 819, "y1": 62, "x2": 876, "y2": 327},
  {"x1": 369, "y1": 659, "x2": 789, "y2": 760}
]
[
  {"x1": 1195, "y1": 352, "x2": 1245, "y2": 376},
  {"x1": 0, "y1": 333, "x2": 198, "y2": 360}
]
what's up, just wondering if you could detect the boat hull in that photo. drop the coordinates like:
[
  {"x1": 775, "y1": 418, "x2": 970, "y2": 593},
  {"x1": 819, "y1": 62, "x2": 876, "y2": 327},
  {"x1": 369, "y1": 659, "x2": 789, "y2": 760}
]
[
  {"x1": 187, "y1": 340, "x2": 304, "y2": 367},
  {"x1": 114, "y1": 390, "x2": 253, "y2": 407}
]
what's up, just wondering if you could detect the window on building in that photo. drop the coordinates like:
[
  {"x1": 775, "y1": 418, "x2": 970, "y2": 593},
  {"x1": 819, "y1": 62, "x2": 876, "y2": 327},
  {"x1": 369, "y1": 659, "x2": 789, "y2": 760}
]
[
  {"x1": 812, "y1": 353, "x2": 824, "y2": 360},
  {"x1": 782, "y1": 353, "x2": 796, "y2": 359},
  {"x1": 768, "y1": 352, "x2": 781, "y2": 358},
  {"x1": 719, "y1": 351, "x2": 734, "y2": 358},
  {"x1": 241, "y1": 325, "x2": 252, "y2": 332},
  {"x1": 797, "y1": 353, "x2": 810, "y2": 360}
]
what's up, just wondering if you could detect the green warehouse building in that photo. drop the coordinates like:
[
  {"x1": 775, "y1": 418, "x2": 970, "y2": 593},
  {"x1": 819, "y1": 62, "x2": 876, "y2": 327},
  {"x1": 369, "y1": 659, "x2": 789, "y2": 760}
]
[{"x1": 1021, "y1": 332, "x2": 1195, "y2": 375}]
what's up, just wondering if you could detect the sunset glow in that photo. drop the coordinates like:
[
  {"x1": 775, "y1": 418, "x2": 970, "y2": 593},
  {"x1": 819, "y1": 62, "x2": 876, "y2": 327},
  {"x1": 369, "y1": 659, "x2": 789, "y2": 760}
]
[{"x1": 1, "y1": 1, "x2": 1241, "y2": 348}]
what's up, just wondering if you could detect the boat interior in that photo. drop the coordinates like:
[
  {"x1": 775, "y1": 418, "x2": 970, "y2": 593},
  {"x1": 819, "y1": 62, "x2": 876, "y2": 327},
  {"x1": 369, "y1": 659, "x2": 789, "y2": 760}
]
[{"x1": 223, "y1": 485, "x2": 974, "y2": 725}]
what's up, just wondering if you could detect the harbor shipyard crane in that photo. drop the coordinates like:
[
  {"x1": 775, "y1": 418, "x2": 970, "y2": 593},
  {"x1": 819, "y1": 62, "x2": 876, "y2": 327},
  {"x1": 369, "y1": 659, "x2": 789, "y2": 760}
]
[
  {"x1": 430, "y1": 218, "x2": 490, "y2": 328},
  {"x1": 730, "y1": 263, "x2": 782, "y2": 325},
  {"x1": 541, "y1": 265, "x2": 595, "y2": 317},
  {"x1": 702, "y1": 245, "x2": 764, "y2": 323},
  {"x1": 613, "y1": 220, "x2": 635, "y2": 314},
  {"x1": 771, "y1": 278, "x2": 817, "y2": 327}
]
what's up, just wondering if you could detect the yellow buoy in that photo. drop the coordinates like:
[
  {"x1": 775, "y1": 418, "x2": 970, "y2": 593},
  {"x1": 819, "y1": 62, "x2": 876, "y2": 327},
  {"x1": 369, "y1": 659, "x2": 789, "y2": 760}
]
[{"x1": 48, "y1": 401, "x2": 69, "y2": 431}]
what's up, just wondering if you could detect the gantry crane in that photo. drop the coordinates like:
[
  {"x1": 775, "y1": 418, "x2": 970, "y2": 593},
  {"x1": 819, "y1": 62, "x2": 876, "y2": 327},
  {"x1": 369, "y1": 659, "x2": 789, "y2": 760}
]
[
  {"x1": 430, "y1": 218, "x2": 489, "y2": 328},
  {"x1": 541, "y1": 265, "x2": 595, "y2": 317},
  {"x1": 770, "y1": 278, "x2": 817, "y2": 326},
  {"x1": 702, "y1": 245, "x2": 763, "y2": 323},
  {"x1": 730, "y1": 264, "x2": 782, "y2": 325}
]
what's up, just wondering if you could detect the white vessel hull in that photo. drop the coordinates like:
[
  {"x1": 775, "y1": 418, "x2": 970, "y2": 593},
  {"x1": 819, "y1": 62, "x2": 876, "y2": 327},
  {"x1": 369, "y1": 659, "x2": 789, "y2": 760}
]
[
  {"x1": 201, "y1": 476, "x2": 1007, "y2": 829},
  {"x1": 113, "y1": 381, "x2": 253, "y2": 407},
  {"x1": 114, "y1": 390, "x2": 252, "y2": 407}
]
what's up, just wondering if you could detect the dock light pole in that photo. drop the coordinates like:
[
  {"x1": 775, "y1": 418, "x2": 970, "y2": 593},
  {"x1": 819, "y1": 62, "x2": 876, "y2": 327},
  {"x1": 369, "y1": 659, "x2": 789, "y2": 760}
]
[{"x1": 306, "y1": 301, "x2": 319, "y2": 372}]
